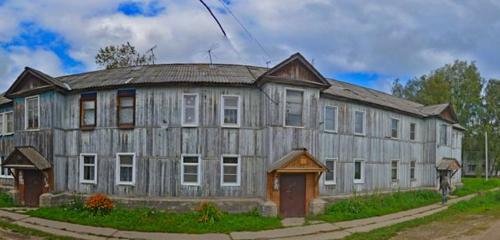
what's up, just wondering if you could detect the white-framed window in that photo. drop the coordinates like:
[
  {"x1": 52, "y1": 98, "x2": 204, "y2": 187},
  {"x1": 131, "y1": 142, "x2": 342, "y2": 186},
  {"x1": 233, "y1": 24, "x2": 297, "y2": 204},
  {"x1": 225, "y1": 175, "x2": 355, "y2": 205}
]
[
  {"x1": 391, "y1": 160, "x2": 399, "y2": 181},
  {"x1": 324, "y1": 158, "x2": 336, "y2": 185},
  {"x1": 25, "y1": 95, "x2": 40, "y2": 130},
  {"x1": 284, "y1": 89, "x2": 304, "y2": 127},
  {"x1": 0, "y1": 112, "x2": 13, "y2": 135},
  {"x1": 181, "y1": 154, "x2": 201, "y2": 186},
  {"x1": 354, "y1": 110, "x2": 365, "y2": 135},
  {"x1": 79, "y1": 153, "x2": 97, "y2": 184},
  {"x1": 324, "y1": 106, "x2": 338, "y2": 132},
  {"x1": 390, "y1": 118, "x2": 399, "y2": 138},
  {"x1": 221, "y1": 155, "x2": 240, "y2": 186},
  {"x1": 0, "y1": 156, "x2": 12, "y2": 178},
  {"x1": 410, "y1": 161, "x2": 416, "y2": 180},
  {"x1": 353, "y1": 159, "x2": 365, "y2": 184},
  {"x1": 410, "y1": 123, "x2": 417, "y2": 141},
  {"x1": 439, "y1": 124, "x2": 448, "y2": 145},
  {"x1": 181, "y1": 93, "x2": 199, "y2": 127},
  {"x1": 115, "y1": 153, "x2": 136, "y2": 185},
  {"x1": 221, "y1": 95, "x2": 241, "y2": 127}
]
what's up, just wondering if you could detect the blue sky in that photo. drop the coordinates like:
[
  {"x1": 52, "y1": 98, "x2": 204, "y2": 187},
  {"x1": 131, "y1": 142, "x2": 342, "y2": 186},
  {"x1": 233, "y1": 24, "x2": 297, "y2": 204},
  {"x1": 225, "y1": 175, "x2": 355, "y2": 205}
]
[{"x1": 1, "y1": 0, "x2": 499, "y2": 92}]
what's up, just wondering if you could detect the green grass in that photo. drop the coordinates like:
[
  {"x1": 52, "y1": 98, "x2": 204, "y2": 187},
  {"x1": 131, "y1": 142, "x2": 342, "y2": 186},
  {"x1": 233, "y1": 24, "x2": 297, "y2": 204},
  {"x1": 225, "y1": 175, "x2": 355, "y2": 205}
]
[
  {"x1": 0, "y1": 219, "x2": 75, "y2": 240},
  {"x1": 27, "y1": 207, "x2": 282, "y2": 234},
  {"x1": 0, "y1": 192, "x2": 15, "y2": 208},
  {"x1": 344, "y1": 190, "x2": 500, "y2": 240},
  {"x1": 452, "y1": 177, "x2": 500, "y2": 196},
  {"x1": 314, "y1": 190, "x2": 441, "y2": 223}
]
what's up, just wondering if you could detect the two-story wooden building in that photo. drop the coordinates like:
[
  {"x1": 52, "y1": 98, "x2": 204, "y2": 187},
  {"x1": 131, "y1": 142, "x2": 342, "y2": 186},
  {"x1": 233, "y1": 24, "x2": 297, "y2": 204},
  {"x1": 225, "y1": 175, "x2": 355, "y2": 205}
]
[{"x1": 0, "y1": 53, "x2": 464, "y2": 217}]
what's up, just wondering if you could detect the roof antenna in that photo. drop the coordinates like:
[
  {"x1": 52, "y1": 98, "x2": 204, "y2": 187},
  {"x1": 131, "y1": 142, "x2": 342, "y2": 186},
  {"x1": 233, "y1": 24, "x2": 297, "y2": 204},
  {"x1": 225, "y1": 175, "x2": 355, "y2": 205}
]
[
  {"x1": 311, "y1": 58, "x2": 315, "y2": 66},
  {"x1": 266, "y1": 60, "x2": 271, "y2": 68},
  {"x1": 208, "y1": 49, "x2": 213, "y2": 64},
  {"x1": 146, "y1": 45, "x2": 157, "y2": 64}
]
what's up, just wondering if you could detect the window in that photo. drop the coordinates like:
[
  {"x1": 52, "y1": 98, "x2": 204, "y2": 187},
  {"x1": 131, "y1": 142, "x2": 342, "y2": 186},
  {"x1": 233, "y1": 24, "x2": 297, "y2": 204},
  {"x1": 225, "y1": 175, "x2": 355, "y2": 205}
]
[
  {"x1": 221, "y1": 155, "x2": 240, "y2": 186},
  {"x1": 468, "y1": 164, "x2": 476, "y2": 172},
  {"x1": 182, "y1": 93, "x2": 199, "y2": 126},
  {"x1": 325, "y1": 158, "x2": 336, "y2": 185},
  {"x1": 353, "y1": 160, "x2": 364, "y2": 183},
  {"x1": 221, "y1": 95, "x2": 240, "y2": 127},
  {"x1": 354, "y1": 111, "x2": 365, "y2": 135},
  {"x1": 410, "y1": 123, "x2": 416, "y2": 140},
  {"x1": 0, "y1": 156, "x2": 12, "y2": 178},
  {"x1": 182, "y1": 155, "x2": 201, "y2": 185},
  {"x1": 80, "y1": 154, "x2": 97, "y2": 184},
  {"x1": 410, "y1": 161, "x2": 416, "y2": 180},
  {"x1": 117, "y1": 90, "x2": 136, "y2": 128},
  {"x1": 324, "y1": 106, "x2": 337, "y2": 132},
  {"x1": 391, "y1": 160, "x2": 399, "y2": 181},
  {"x1": 80, "y1": 93, "x2": 97, "y2": 128},
  {"x1": 390, "y1": 118, "x2": 399, "y2": 138},
  {"x1": 116, "y1": 153, "x2": 136, "y2": 185},
  {"x1": 285, "y1": 89, "x2": 303, "y2": 127},
  {"x1": 25, "y1": 95, "x2": 39, "y2": 130},
  {"x1": 439, "y1": 124, "x2": 448, "y2": 145},
  {"x1": 0, "y1": 113, "x2": 3, "y2": 135}
]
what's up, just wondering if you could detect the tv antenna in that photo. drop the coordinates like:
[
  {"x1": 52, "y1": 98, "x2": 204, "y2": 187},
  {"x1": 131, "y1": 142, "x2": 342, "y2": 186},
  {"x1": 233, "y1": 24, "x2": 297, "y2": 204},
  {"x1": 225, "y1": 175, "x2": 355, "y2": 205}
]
[
  {"x1": 207, "y1": 43, "x2": 219, "y2": 64},
  {"x1": 146, "y1": 45, "x2": 157, "y2": 64}
]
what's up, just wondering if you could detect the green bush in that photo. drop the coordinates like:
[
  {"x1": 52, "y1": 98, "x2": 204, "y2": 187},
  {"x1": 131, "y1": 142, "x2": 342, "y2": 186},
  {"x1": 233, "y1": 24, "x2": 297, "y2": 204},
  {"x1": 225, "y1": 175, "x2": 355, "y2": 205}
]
[
  {"x1": 196, "y1": 202, "x2": 222, "y2": 224},
  {"x1": 0, "y1": 192, "x2": 15, "y2": 208}
]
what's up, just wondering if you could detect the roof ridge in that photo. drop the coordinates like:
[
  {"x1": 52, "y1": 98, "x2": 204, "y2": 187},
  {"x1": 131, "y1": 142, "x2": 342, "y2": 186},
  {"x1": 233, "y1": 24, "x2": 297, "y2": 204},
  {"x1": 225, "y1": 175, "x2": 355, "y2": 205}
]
[{"x1": 56, "y1": 63, "x2": 269, "y2": 81}]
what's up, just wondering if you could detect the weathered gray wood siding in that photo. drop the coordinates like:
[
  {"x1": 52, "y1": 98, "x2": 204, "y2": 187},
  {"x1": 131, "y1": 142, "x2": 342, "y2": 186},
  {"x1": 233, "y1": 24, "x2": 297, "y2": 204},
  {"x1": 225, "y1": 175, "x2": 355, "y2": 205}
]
[
  {"x1": 317, "y1": 98, "x2": 433, "y2": 195},
  {"x1": 53, "y1": 87, "x2": 266, "y2": 198},
  {"x1": 0, "y1": 104, "x2": 15, "y2": 186}
]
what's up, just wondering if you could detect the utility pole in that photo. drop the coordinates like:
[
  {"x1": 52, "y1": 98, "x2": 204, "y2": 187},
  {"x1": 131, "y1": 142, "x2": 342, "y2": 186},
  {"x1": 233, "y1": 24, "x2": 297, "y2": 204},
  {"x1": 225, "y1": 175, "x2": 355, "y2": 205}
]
[{"x1": 485, "y1": 131, "x2": 489, "y2": 181}]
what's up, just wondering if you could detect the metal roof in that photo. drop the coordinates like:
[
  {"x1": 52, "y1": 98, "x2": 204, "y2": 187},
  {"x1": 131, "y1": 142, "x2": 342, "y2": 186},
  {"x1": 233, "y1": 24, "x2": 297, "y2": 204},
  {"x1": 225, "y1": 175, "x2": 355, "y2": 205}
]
[
  {"x1": 268, "y1": 148, "x2": 328, "y2": 173},
  {"x1": 3, "y1": 60, "x2": 460, "y2": 120}
]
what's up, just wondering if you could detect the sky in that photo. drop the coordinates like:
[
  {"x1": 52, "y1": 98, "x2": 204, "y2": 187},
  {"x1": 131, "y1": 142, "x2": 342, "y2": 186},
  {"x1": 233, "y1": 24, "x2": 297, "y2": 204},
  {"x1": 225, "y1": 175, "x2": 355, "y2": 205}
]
[{"x1": 0, "y1": 0, "x2": 499, "y2": 93}]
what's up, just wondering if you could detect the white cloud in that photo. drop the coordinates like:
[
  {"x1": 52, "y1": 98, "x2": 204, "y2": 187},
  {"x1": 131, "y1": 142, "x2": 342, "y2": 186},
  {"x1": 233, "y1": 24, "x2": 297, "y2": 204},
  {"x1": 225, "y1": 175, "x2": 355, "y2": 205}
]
[{"x1": 0, "y1": 0, "x2": 500, "y2": 92}]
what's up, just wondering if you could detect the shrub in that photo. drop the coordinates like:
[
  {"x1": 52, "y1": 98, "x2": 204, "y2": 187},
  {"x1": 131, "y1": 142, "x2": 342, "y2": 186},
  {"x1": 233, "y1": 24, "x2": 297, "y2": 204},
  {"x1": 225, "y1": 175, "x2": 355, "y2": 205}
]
[
  {"x1": 85, "y1": 194, "x2": 114, "y2": 215},
  {"x1": 196, "y1": 202, "x2": 222, "y2": 224}
]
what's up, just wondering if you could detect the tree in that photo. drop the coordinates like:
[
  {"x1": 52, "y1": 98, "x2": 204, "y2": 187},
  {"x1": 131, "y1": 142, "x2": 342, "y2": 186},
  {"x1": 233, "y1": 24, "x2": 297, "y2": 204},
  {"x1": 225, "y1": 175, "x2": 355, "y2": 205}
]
[
  {"x1": 95, "y1": 42, "x2": 154, "y2": 69},
  {"x1": 483, "y1": 79, "x2": 500, "y2": 174}
]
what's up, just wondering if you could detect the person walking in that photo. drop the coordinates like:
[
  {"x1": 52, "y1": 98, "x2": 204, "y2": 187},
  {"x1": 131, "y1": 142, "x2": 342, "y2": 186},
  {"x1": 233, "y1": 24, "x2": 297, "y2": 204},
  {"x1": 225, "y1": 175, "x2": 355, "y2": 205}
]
[{"x1": 439, "y1": 173, "x2": 451, "y2": 205}]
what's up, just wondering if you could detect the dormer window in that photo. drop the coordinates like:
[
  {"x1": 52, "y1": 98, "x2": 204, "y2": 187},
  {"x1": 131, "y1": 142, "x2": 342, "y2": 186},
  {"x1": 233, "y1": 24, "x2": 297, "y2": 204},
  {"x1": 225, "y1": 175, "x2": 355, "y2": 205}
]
[
  {"x1": 285, "y1": 89, "x2": 304, "y2": 127},
  {"x1": 117, "y1": 90, "x2": 136, "y2": 129},
  {"x1": 25, "y1": 95, "x2": 39, "y2": 130},
  {"x1": 80, "y1": 93, "x2": 97, "y2": 129}
]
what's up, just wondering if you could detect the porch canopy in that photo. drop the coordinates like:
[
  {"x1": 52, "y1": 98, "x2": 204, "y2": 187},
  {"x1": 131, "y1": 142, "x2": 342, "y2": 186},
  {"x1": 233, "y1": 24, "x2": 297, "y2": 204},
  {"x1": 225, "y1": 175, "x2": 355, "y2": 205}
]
[
  {"x1": 436, "y1": 158, "x2": 461, "y2": 171},
  {"x1": 2, "y1": 147, "x2": 51, "y2": 170},
  {"x1": 268, "y1": 148, "x2": 329, "y2": 173}
]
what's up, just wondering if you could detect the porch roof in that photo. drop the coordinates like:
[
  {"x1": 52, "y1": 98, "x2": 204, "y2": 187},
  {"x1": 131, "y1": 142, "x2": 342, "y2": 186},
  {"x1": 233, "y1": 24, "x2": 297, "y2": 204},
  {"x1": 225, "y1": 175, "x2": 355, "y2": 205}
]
[
  {"x1": 436, "y1": 158, "x2": 461, "y2": 171},
  {"x1": 268, "y1": 148, "x2": 329, "y2": 173},
  {"x1": 2, "y1": 147, "x2": 51, "y2": 170}
]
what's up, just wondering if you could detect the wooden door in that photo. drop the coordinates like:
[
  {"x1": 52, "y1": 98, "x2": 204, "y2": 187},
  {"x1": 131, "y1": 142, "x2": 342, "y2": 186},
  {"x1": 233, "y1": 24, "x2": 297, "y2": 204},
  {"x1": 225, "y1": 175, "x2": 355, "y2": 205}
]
[
  {"x1": 280, "y1": 174, "x2": 306, "y2": 217},
  {"x1": 23, "y1": 170, "x2": 44, "y2": 207}
]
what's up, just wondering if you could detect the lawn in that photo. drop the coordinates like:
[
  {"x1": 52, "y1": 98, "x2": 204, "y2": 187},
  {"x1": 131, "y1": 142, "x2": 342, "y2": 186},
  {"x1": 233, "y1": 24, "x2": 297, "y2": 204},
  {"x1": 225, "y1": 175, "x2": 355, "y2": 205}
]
[
  {"x1": 343, "y1": 189, "x2": 500, "y2": 240},
  {"x1": 0, "y1": 219, "x2": 74, "y2": 240},
  {"x1": 0, "y1": 192, "x2": 15, "y2": 208},
  {"x1": 314, "y1": 190, "x2": 441, "y2": 223},
  {"x1": 28, "y1": 206, "x2": 282, "y2": 234},
  {"x1": 452, "y1": 177, "x2": 500, "y2": 196}
]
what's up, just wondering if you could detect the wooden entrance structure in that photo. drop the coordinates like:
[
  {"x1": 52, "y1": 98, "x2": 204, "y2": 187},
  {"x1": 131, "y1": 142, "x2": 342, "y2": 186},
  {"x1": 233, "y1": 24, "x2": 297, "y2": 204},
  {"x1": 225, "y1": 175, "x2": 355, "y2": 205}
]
[
  {"x1": 1, "y1": 147, "x2": 53, "y2": 207},
  {"x1": 267, "y1": 148, "x2": 328, "y2": 217}
]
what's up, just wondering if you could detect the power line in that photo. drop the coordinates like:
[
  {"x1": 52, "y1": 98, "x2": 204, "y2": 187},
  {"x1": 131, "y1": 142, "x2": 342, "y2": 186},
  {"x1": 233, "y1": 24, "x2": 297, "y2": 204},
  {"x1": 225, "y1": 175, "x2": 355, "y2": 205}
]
[
  {"x1": 216, "y1": 0, "x2": 272, "y2": 63},
  {"x1": 198, "y1": 0, "x2": 228, "y2": 37}
]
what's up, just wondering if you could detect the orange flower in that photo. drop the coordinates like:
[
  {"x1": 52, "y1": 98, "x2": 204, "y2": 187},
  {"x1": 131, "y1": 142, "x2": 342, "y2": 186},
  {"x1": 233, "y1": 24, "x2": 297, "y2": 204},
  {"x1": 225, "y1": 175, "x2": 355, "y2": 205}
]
[{"x1": 85, "y1": 194, "x2": 114, "y2": 215}]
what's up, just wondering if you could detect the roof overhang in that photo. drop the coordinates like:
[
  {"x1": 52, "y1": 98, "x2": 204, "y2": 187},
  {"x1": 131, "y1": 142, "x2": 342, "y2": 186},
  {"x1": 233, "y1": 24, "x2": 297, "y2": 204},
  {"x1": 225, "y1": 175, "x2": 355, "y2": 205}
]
[
  {"x1": 5, "y1": 67, "x2": 70, "y2": 98},
  {"x1": 2, "y1": 147, "x2": 51, "y2": 170},
  {"x1": 268, "y1": 148, "x2": 329, "y2": 173},
  {"x1": 436, "y1": 158, "x2": 461, "y2": 171}
]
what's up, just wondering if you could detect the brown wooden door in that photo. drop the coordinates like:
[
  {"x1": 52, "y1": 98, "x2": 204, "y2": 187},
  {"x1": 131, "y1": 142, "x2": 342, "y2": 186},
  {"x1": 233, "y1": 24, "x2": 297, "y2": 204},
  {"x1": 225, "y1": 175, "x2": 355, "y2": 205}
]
[
  {"x1": 280, "y1": 174, "x2": 306, "y2": 217},
  {"x1": 23, "y1": 170, "x2": 44, "y2": 207}
]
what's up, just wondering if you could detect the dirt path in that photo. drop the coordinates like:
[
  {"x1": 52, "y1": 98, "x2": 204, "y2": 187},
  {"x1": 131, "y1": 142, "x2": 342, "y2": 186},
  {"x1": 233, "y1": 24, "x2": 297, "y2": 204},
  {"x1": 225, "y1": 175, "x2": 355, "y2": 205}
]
[
  {"x1": 391, "y1": 214, "x2": 500, "y2": 240},
  {"x1": 0, "y1": 227, "x2": 42, "y2": 240}
]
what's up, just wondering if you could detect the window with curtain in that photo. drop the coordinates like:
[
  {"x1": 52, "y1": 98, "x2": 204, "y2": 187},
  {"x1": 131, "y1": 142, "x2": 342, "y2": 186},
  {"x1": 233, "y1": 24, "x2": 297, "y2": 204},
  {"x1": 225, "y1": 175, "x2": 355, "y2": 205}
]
[
  {"x1": 221, "y1": 95, "x2": 240, "y2": 127},
  {"x1": 285, "y1": 89, "x2": 303, "y2": 127},
  {"x1": 80, "y1": 93, "x2": 97, "y2": 128},
  {"x1": 117, "y1": 90, "x2": 135, "y2": 128},
  {"x1": 25, "y1": 96, "x2": 39, "y2": 130},
  {"x1": 182, "y1": 94, "x2": 198, "y2": 126}
]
